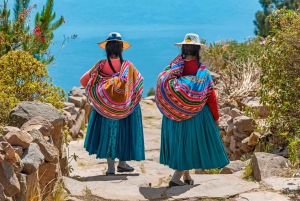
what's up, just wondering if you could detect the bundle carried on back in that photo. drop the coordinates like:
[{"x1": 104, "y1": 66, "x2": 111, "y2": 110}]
[
  {"x1": 155, "y1": 55, "x2": 214, "y2": 121},
  {"x1": 86, "y1": 60, "x2": 143, "y2": 120}
]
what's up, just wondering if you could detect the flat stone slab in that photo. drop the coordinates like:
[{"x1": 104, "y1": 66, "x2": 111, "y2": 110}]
[
  {"x1": 166, "y1": 174, "x2": 259, "y2": 199},
  {"x1": 66, "y1": 135, "x2": 259, "y2": 200},
  {"x1": 235, "y1": 191, "x2": 290, "y2": 201},
  {"x1": 64, "y1": 170, "x2": 259, "y2": 200},
  {"x1": 262, "y1": 177, "x2": 300, "y2": 191}
]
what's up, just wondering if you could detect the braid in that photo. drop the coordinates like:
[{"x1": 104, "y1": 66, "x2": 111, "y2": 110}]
[
  {"x1": 119, "y1": 54, "x2": 124, "y2": 65},
  {"x1": 196, "y1": 53, "x2": 200, "y2": 68},
  {"x1": 106, "y1": 54, "x2": 117, "y2": 74},
  {"x1": 181, "y1": 46, "x2": 187, "y2": 59}
]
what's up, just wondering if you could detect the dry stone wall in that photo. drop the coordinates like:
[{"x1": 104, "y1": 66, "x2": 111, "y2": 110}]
[{"x1": 0, "y1": 101, "x2": 68, "y2": 200}]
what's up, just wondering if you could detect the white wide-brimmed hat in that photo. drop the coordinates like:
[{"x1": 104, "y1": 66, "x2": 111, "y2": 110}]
[
  {"x1": 98, "y1": 32, "x2": 131, "y2": 50},
  {"x1": 174, "y1": 33, "x2": 207, "y2": 48}
]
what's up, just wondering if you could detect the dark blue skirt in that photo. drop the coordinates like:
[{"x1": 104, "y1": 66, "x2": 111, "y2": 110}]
[
  {"x1": 84, "y1": 105, "x2": 145, "y2": 161},
  {"x1": 160, "y1": 105, "x2": 229, "y2": 170}
]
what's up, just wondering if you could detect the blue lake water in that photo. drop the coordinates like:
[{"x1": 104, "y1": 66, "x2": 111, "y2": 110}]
[{"x1": 9, "y1": 0, "x2": 261, "y2": 96}]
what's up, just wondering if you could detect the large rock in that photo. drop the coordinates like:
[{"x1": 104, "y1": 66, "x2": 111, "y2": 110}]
[
  {"x1": 220, "y1": 160, "x2": 248, "y2": 174},
  {"x1": 21, "y1": 143, "x2": 44, "y2": 174},
  {"x1": 29, "y1": 130, "x2": 59, "y2": 163},
  {"x1": 248, "y1": 132, "x2": 261, "y2": 146},
  {"x1": 219, "y1": 114, "x2": 231, "y2": 130},
  {"x1": 241, "y1": 138, "x2": 253, "y2": 152},
  {"x1": 68, "y1": 86, "x2": 86, "y2": 97},
  {"x1": 9, "y1": 101, "x2": 65, "y2": 156},
  {"x1": 251, "y1": 152, "x2": 290, "y2": 181},
  {"x1": 233, "y1": 128, "x2": 248, "y2": 141},
  {"x1": 21, "y1": 116, "x2": 54, "y2": 136},
  {"x1": 4, "y1": 131, "x2": 33, "y2": 149},
  {"x1": 13, "y1": 155, "x2": 24, "y2": 175},
  {"x1": 2, "y1": 126, "x2": 20, "y2": 135},
  {"x1": 219, "y1": 107, "x2": 230, "y2": 116},
  {"x1": 230, "y1": 108, "x2": 242, "y2": 119},
  {"x1": 60, "y1": 146, "x2": 69, "y2": 176},
  {"x1": 63, "y1": 110, "x2": 74, "y2": 129},
  {"x1": 14, "y1": 172, "x2": 40, "y2": 201},
  {"x1": 38, "y1": 162, "x2": 61, "y2": 199},
  {"x1": 13, "y1": 173, "x2": 26, "y2": 201},
  {"x1": 0, "y1": 160, "x2": 20, "y2": 197},
  {"x1": 63, "y1": 102, "x2": 77, "y2": 115},
  {"x1": 233, "y1": 116, "x2": 257, "y2": 135},
  {"x1": 226, "y1": 122, "x2": 234, "y2": 136},
  {"x1": 237, "y1": 97, "x2": 269, "y2": 117},
  {"x1": 68, "y1": 96, "x2": 87, "y2": 108},
  {"x1": 69, "y1": 110, "x2": 85, "y2": 137},
  {"x1": 0, "y1": 138, "x2": 17, "y2": 164}
]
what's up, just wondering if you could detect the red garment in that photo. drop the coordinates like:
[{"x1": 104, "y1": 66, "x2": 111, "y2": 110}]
[
  {"x1": 182, "y1": 60, "x2": 219, "y2": 121},
  {"x1": 80, "y1": 59, "x2": 121, "y2": 88},
  {"x1": 182, "y1": 60, "x2": 199, "y2": 76},
  {"x1": 206, "y1": 89, "x2": 220, "y2": 121}
]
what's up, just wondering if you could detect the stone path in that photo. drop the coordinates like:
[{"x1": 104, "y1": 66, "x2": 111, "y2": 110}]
[{"x1": 63, "y1": 100, "x2": 297, "y2": 200}]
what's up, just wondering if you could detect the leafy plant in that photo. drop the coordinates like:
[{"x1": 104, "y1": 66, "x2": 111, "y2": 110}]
[
  {"x1": 254, "y1": 0, "x2": 299, "y2": 37},
  {"x1": 0, "y1": 0, "x2": 65, "y2": 64},
  {"x1": 0, "y1": 50, "x2": 66, "y2": 126},
  {"x1": 258, "y1": 8, "x2": 300, "y2": 165},
  {"x1": 147, "y1": 87, "x2": 155, "y2": 97},
  {"x1": 201, "y1": 38, "x2": 262, "y2": 99}
]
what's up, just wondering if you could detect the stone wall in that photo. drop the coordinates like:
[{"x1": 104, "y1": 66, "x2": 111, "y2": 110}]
[
  {"x1": 218, "y1": 96, "x2": 273, "y2": 161},
  {"x1": 1, "y1": 101, "x2": 68, "y2": 200},
  {"x1": 64, "y1": 87, "x2": 92, "y2": 140},
  {"x1": 0, "y1": 87, "x2": 92, "y2": 200}
]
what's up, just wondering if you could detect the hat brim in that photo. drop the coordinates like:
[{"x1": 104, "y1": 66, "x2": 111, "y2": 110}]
[
  {"x1": 98, "y1": 39, "x2": 131, "y2": 50},
  {"x1": 174, "y1": 42, "x2": 208, "y2": 49}
]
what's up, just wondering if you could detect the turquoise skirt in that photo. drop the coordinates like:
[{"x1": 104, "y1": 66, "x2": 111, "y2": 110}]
[
  {"x1": 160, "y1": 105, "x2": 229, "y2": 170},
  {"x1": 84, "y1": 105, "x2": 145, "y2": 161}
]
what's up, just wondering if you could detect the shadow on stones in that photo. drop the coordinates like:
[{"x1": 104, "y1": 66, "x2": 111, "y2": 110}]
[
  {"x1": 77, "y1": 173, "x2": 140, "y2": 181},
  {"x1": 139, "y1": 184, "x2": 199, "y2": 200}
]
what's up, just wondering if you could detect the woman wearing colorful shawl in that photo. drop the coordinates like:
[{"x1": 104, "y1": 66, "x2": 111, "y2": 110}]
[
  {"x1": 156, "y1": 33, "x2": 229, "y2": 187},
  {"x1": 80, "y1": 32, "x2": 145, "y2": 175}
]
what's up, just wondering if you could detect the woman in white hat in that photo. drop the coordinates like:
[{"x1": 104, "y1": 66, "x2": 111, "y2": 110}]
[
  {"x1": 80, "y1": 32, "x2": 145, "y2": 175},
  {"x1": 156, "y1": 33, "x2": 229, "y2": 187}
]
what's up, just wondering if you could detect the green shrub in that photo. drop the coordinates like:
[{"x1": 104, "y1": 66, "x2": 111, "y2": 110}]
[
  {"x1": 147, "y1": 87, "x2": 155, "y2": 97},
  {"x1": 0, "y1": 50, "x2": 65, "y2": 126},
  {"x1": 201, "y1": 38, "x2": 262, "y2": 98},
  {"x1": 258, "y1": 9, "x2": 300, "y2": 165},
  {"x1": 0, "y1": 0, "x2": 64, "y2": 64}
]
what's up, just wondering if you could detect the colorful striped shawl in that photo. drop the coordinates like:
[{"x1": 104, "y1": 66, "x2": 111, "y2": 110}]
[
  {"x1": 86, "y1": 60, "x2": 143, "y2": 120},
  {"x1": 155, "y1": 55, "x2": 214, "y2": 121}
]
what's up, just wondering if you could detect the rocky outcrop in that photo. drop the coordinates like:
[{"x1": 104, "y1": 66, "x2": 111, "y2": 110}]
[
  {"x1": 236, "y1": 97, "x2": 269, "y2": 118},
  {"x1": 9, "y1": 101, "x2": 65, "y2": 157},
  {"x1": 220, "y1": 160, "x2": 249, "y2": 174},
  {"x1": 0, "y1": 101, "x2": 70, "y2": 200},
  {"x1": 219, "y1": 107, "x2": 259, "y2": 160},
  {"x1": 250, "y1": 152, "x2": 290, "y2": 181},
  {"x1": 63, "y1": 87, "x2": 91, "y2": 139}
]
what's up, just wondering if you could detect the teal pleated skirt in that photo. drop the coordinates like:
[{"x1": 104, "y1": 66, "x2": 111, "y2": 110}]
[
  {"x1": 160, "y1": 105, "x2": 229, "y2": 170},
  {"x1": 84, "y1": 105, "x2": 145, "y2": 161}
]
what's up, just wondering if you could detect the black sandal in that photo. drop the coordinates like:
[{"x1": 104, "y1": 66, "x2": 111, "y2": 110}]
[
  {"x1": 184, "y1": 179, "x2": 194, "y2": 185},
  {"x1": 105, "y1": 172, "x2": 115, "y2": 176},
  {"x1": 117, "y1": 166, "x2": 134, "y2": 172},
  {"x1": 169, "y1": 181, "x2": 184, "y2": 188}
]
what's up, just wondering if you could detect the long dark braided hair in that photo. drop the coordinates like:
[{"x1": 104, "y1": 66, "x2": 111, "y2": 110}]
[
  {"x1": 105, "y1": 41, "x2": 124, "y2": 73},
  {"x1": 181, "y1": 44, "x2": 201, "y2": 67}
]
